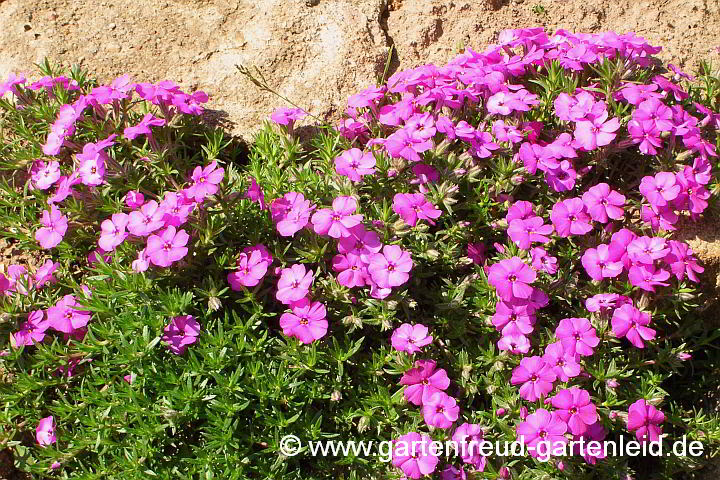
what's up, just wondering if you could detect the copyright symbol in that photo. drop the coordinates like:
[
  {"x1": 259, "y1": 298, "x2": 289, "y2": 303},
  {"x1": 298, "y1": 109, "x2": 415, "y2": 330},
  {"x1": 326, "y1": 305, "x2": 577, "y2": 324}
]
[{"x1": 279, "y1": 434, "x2": 301, "y2": 457}]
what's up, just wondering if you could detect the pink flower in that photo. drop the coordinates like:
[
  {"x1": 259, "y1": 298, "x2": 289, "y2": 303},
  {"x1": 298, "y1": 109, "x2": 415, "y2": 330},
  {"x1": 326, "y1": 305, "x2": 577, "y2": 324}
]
[
  {"x1": 276, "y1": 264, "x2": 314, "y2": 304},
  {"x1": 35, "y1": 205, "x2": 68, "y2": 249},
  {"x1": 98, "y1": 213, "x2": 129, "y2": 251},
  {"x1": 11, "y1": 310, "x2": 49, "y2": 348},
  {"x1": 628, "y1": 263, "x2": 671, "y2": 292},
  {"x1": 511, "y1": 356, "x2": 556, "y2": 401},
  {"x1": 497, "y1": 333, "x2": 531, "y2": 354},
  {"x1": 311, "y1": 196, "x2": 363, "y2": 238},
  {"x1": 551, "y1": 387, "x2": 597, "y2": 435},
  {"x1": 228, "y1": 248, "x2": 271, "y2": 289},
  {"x1": 516, "y1": 408, "x2": 568, "y2": 456},
  {"x1": 665, "y1": 240, "x2": 704, "y2": 282},
  {"x1": 36, "y1": 416, "x2": 56, "y2": 446},
  {"x1": 245, "y1": 176, "x2": 266, "y2": 209},
  {"x1": 279, "y1": 299, "x2": 328, "y2": 344},
  {"x1": 492, "y1": 300, "x2": 536, "y2": 337},
  {"x1": 124, "y1": 191, "x2": 145, "y2": 209},
  {"x1": 581, "y1": 243, "x2": 625, "y2": 281},
  {"x1": 585, "y1": 293, "x2": 631, "y2": 313},
  {"x1": 132, "y1": 249, "x2": 150, "y2": 273},
  {"x1": 332, "y1": 253, "x2": 368, "y2": 288},
  {"x1": 422, "y1": 391, "x2": 459, "y2": 428},
  {"x1": 270, "y1": 192, "x2": 315, "y2": 237},
  {"x1": 467, "y1": 243, "x2": 486, "y2": 265},
  {"x1": 391, "y1": 323, "x2": 433, "y2": 354},
  {"x1": 30, "y1": 160, "x2": 61, "y2": 190},
  {"x1": 452, "y1": 423, "x2": 487, "y2": 470},
  {"x1": 128, "y1": 200, "x2": 165, "y2": 236},
  {"x1": 627, "y1": 236, "x2": 670, "y2": 265},
  {"x1": 34, "y1": 260, "x2": 59, "y2": 288},
  {"x1": 530, "y1": 247, "x2": 558, "y2": 274},
  {"x1": 550, "y1": 198, "x2": 593, "y2": 237},
  {"x1": 392, "y1": 432, "x2": 439, "y2": 479},
  {"x1": 639, "y1": 172, "x2": 680, "y2": 207},
  {"x1": 574, "y1": 111, "x2": 621, "y2": 150},
  {"x1": 555, "y1": 317, "x2": 599, "y2": 357},
  {"x1": 186, "y1": 161, "x2": 224, "y2": 202},
  {"x1": 335, "y1": 148, "x2": 376, "y2": 182},
  {"x1": 611, "y1": 304, "x2": 656, "y2": 348},
  {"x1": 400, "y1": 359, "x2": 450, "y2": 405},
  {"x1": 47, "y1": 294, "x2": 91, "y2": 333},
  {"x1": 159, "y1": 191, "x2": 195, "y2": 227},
  {"x1": 581, "y1": 183, "x2": 626, "y2": 223},
  {"x1": 487, "y1": 257, "x2": 536, "y2": 301},
  {"x1": 145, "y1": 226, "x2": 190, "y2": 267},
  {"x1": 270, "y1": 107, "x2": 307, "y2": 127},
  {"x1": 385, "y1": 127, "x2": 433, "y2": 163},
  {"x1": 337, "y1": 225, "x2": 382, "y2": 260},
  {"x1": 393, "y1": 193, "x2": 442, "y2": 227},
  {"x1": 162, "y1": 315, "x2": 200, "y2": 355},
  {"x1": 507, "y1": 216, "x2": 553, "y2": 250},
  {"x1": 123, "y1": 112, "x2": 166, "y2": 140},
  {"x1": 542, "y1": 341, "x2": 582, "y2": 382},
  {"x1": 627, "y1": 399, "x2": 664, "y2": 442},
  {"x1": 368, "y1": 245, "x2": 413, "y2": 289}
]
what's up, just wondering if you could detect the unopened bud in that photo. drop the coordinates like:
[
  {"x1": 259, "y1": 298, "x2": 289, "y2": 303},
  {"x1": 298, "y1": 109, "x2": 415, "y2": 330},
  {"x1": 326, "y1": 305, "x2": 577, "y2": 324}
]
[{"x1": 330, "y1": 390, "x2": 342, "y2": 402}]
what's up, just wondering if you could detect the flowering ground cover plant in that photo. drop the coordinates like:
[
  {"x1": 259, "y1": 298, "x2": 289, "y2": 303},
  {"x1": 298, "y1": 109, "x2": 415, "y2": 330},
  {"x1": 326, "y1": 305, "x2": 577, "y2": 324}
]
[{"x1": 1, "y1": 28, "x2": 720, "y2": 479}]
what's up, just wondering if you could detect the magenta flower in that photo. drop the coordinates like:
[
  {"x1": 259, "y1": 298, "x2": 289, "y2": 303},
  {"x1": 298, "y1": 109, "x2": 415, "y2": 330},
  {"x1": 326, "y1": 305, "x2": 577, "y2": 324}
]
[
  {"x1": 128, "y1": 200, "x2": 166, "y2": 236},
  {"x1": 665, "y1": 240, "x2": 704, "y2": 282},
  {"x1": 36, "y1": 416, "x2": 56, "y2": 447},
  {"x1": 585, "y1": 293, "x2": 631, "y2": 313},
  {"x1": 270, "y1": 192, "x2": 315, "y2": 237},
  {"x1": 487, "y1": 257, "x2": 536, "y2": 301},
  {"x1": 530, "y1": 247, "x2": 558, "y2": 275},
  {"x1": 159, "y1": 191, "x2": 195, "y2": 227},
  {"x1": 393, "y1": 193, "x2": 442, "y2": 227},
  {"x1": 30, "y1": 160, "x2": 61, "y2": 190},
  {"x1": 132, "y1": 249, "x2": 150, "y2": 273},
  {"x1": 581, "y1": 183, "x2": 626, "y2": 223},
  {"x1": 550, "y1": 198, "x2": 592, "y2": 237},
  {"x1": 497, "y1": 333, "x2": 531, "y2": 355},
  {"x1": 400, "y1": 359, "x2": 450, "y2": 405},
  {"x1": 441, "y1": 465, "x2": 467, "y2": 480},
  {"x1": 162, "y1": 315, "x2": 201, "y2": 355},
  {"x1": 385, "y1": 127, "x2": 432, "y2": 163},
  {"x1": 34, "y1": 260, "x2": 59, "y2": 288},
  {"x1": 98, "y1": 213, "x2": 129, "y2": 251},
  {"x1": 228, "y1": 249, "x2": 271, "y2": 289},
  {"x1": 245, "y1": 176, "x2": 266, "y2": 209},
  {"x1": 627, "y1": 236, "x2": 670, "y2": 264},
  {"x1": 422, "y1": 391, "x2": 459, "y2": 428},
  {"x1": 279, "y1": 299, "x2": 328, "y2": 344},
  {"x1": 367, "y1": 245, "x2": 413, "y2": 289},
  {"x1": 633, "y1": 97, "x2": 674, "y2": 131},
  {"x1": 551, "y1": 387, "x2": 597, "y2": 435},
  {"x1": 335, "y1": 148, "x2": 376, "y2": 182},
  {"x1": 337, "y1": 225, "x2": 382, "y2": 260},
  {"x1": 542, "y1": 341, "x2": 582, "y2": 382},
  {"x1": 627, "y1": 119, "x2": 663, "y2": 155},
  {"x1": 186, "y1": 161, "x2": 224, "y2": 202},
  {"x1": 492, "y1": 300, "x2": 535, "y2": 336},
  {"x1": 124, "y1": 191, "x2": 145, "y2": 209},
  {"x1": 628, "y1": 263, "x2": 671, "y2": 292},
  {"x1": 511, "y1": 356, "x2": 556, "y2": 401},
  {"x1": 392, "y1": 432, "x2": 439, "y2": 479},
  {"x1": 574, "y1": 111, "x2": 621, "y2": 150},
  {"x1": 410, "y1": 163, "x2": 439, "y2": 193},
  {"x1": 47, "y1": 294, "x2": 91, "y2": 333},
  {"x1": 516, "y1": 408, "x2": 568, "y2": 456},
  {"x1": 276, "y1": 264, "x2": 314, "y2": 304},
  {"x1": 627, "y1": 399, "x2": 665, "y2": 442},
  {"x1": 11, "y1": 310, "x2": 49, "y2": 348},
  {"x1": 555, "y1": 317, "x2": 599, "y2": 357},
  {"x1": 507, "y1": 216, "x2": 553, "y2": 250},
  {"x1": 311, "y1": 196, "x2": 363, "y2": 238},
  {"x1": 391, "y1": 323, "x2": 433, "y2": 354},
  {"x1": 611, "y1": 304, "x2": 656, "y2": 348},
  {"x1": 467, "y1": 242, "x2": 486, "y2": 265},
  {"x1": 331, "y1": 253, "x2": 368, "y2": 288},
  {"x1": 451, "y1": 423, "x2": 486, "y2": 471},
  {"x1": 35, "y1": 205, "x2": 68, "y2": 249},
  {"x1": 270, "y1": 107, "x2": 307, "y2": 127},
  {"x1": 145, "y1": 226, "x2": 190, "y2": 267},
  {"x1": 581, "y1": 243, "x2": 625, "y2": 281},
  {"x1": 639, "y1": 172, "x2": 680, "y2": 207},
  {"x1": 123, "y1": 112, "x2": 166, "y2": 140}
]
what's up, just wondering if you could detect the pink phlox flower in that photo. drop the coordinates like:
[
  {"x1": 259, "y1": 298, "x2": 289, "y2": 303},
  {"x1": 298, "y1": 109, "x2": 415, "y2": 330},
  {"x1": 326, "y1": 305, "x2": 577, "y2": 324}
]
[
  {"x1": 555, "y1": 317, "x2": 599, "y2": 357},
  {"x1": 159, "y1": 191, "x2": 195, "y2": 227},
  {"x1": 311, "y1": 196, "x2": 364, "y2": 238},
  {"x1": 270, "y1": 192, "x2": 315, "y2": 237},
  {"x1": 46, "y1": 294, "x2": 91, "y2": 333},
  {"x1": 627, "y1": 236, "x2": 669, "y2": 264},
  {"x1": 0, "y1": 72, "x2": 26, "y2": 97},
  {"x1": 279, "y1": 298, "x2": 328, "y2": 344},
  {"x1": 582, "y1": 182, "x2": 626, "y2": 223},
  {"x1": 573, "y1": 110, "x2": 621, "y2": 150},
  {"x1": 36, "y1": 416, "x2": 56, "y2": 447},
  {"x1": 581, "y1": 243, "x2": 625, "y2": 281},
  {"x1": 11, "y1": 310, "x2": 49, "y2": 348},
  {"x1": 384, "y1": 127, "x2": 433, "y2": 163},
  {"x1": 451, "y1": 423, "x2": 487, "y2": 471},
  {"x1": 573, "y1": 421, "x2": 608, "y2": 465},
  {"x1": 506, "y1": 201, "x2": 535, "y2": 223},
  {"x1": 228, "y1": 249, "x2": 271, "y2": 289},
  {"x1": 128, "y1": 200, "x2": 166, "y2": 236},
  {"x1": 132, "y1": 249, "x2": 150, "y2": 273},
  {"x1": 633, "y1": 97, "x2": 674, "y2": 131},
  {"x1": 187, "y1": 160, "x2": 224, "y2": 202},
  {"x1": 337, "y1": 225, "x2": 382, "y2": 261},
  {"x1": 507, "y1": 216, "x2": 553, "y2": 250},
  {"x1": 335, "y1": 148, "x2": 376, "y2": 182},
  {"x1": 665, "y1": 240, "x2": 704, "y2": 282},
  {"x1": 611, "y1": 304, "x2": 655, "y2": 348},
  {"x1": 628, "y1": 263, "x2": 671, "y2": 292},
  {"x1": 639, "y1": 172, "x2": 681, "y2": 208},
  {"x1": 145, "y1": 226, "x2": 190, "y2": 267},
  {"x1": 30, "y1": 160, "x2": 61, "y2": 190},
  {"x1": 551, "y1": 387, "x2": 598, "y2": 435},
  {"x1": 98, "y1": 213, "x2": 129, "y2": 251},
  {"x1": 123, "y1": 112, "x2": 166, "y2": 140},
  {"x1": 627, "y1": 119, "x2": 663, "y2": 155},
  {"x1": 391, "y1": 432, "x2": 439, "y2": 479},
  {"x1": 550, "y1": 198, "x2": 592, "y2": 237},
  {"x1": 270, "y1": 107, "x2": 307, "y2": 127},
  {"x1": 391, "y1": 323, "x2": 433, "y2": 354},
  {"x1": 585, "y1": 293, "x2": 631, "y2": 313},
  {"x1": 34, "y1": 259, "x2": 59, "y2": 288},
  {"x1": 245, "y1": 176, "x2": 266, "y2": 209},
  {"x1": 276, "y1": 264, "x2": 314, "y2": 304},
  {"x1": 627, "y1": 399, "x2": 665, "y2": 442},
  {"x1": 422, "y1": 391, "x2": 459, "y2": 429},
  {"x1": 162, "y1": 315, "x2": 200, "y2": 355},
  {"x1": 487, "y1": 257, "x2": 536, "y2": 301},
  {"x1": 124, "y1": 190, "x2": 145, "y2": 209},
  {"x1": 400, "y1": 359, "x2": 450, "y2": 405},
  {"x1": 331, "y1": 253, "x2": 368, "y2": 288},
  {"x1": 497, "y1": 333, "x2": 531, "y2": 355},
  {"x1": 530, "y1": 247, "x2": 558, "y2": 275},
  {"x1": 410, "y1": 163, "x2": 439, "y2": 193},
  {"x1": 492, "y1": 300, "x2": 536, "y2": 337},
  {"x1": 542, "y1": 341, "x2": 582, "y2": 382},
  {"x1": 511, "y1": 356, "x2": 556, "y2": 401},
  {"x1": 393, "y1": 193, "x2": 442, "y2": 227},
  {"x1": 367, "y1": 245, "x2": 413, "y2": 289},
  {"x1": 516, "y1": 408, "x2": 568, "y2": 456},
  {"x1": 467, "y1": 242, "x2": 486, "y2": 265},
  {"x1": 35, "y1": 205, "x2": 68, "y2": 249}
]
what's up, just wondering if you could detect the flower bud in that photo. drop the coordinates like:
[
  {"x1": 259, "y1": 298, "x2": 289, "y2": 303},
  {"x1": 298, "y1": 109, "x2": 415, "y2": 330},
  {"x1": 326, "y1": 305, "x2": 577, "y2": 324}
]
[
  {"x1": 606, "y1": 379, "x2": 619, "y2": 389},
  {"x1": 496, "y1": 408, "x2": 506, "y2": 417},
  {"x1": 498, "y1": 466, "x2": 510, "y2": 479},
  {"x1": 678, "y1": 352, "x2": 692, "y2": 361},
  {"x1": 519, "y1": 406, "x2": 528, "y2": 420},
  {"x1": 330, "y1": 390, "x2": 342, "y2": 402}
]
